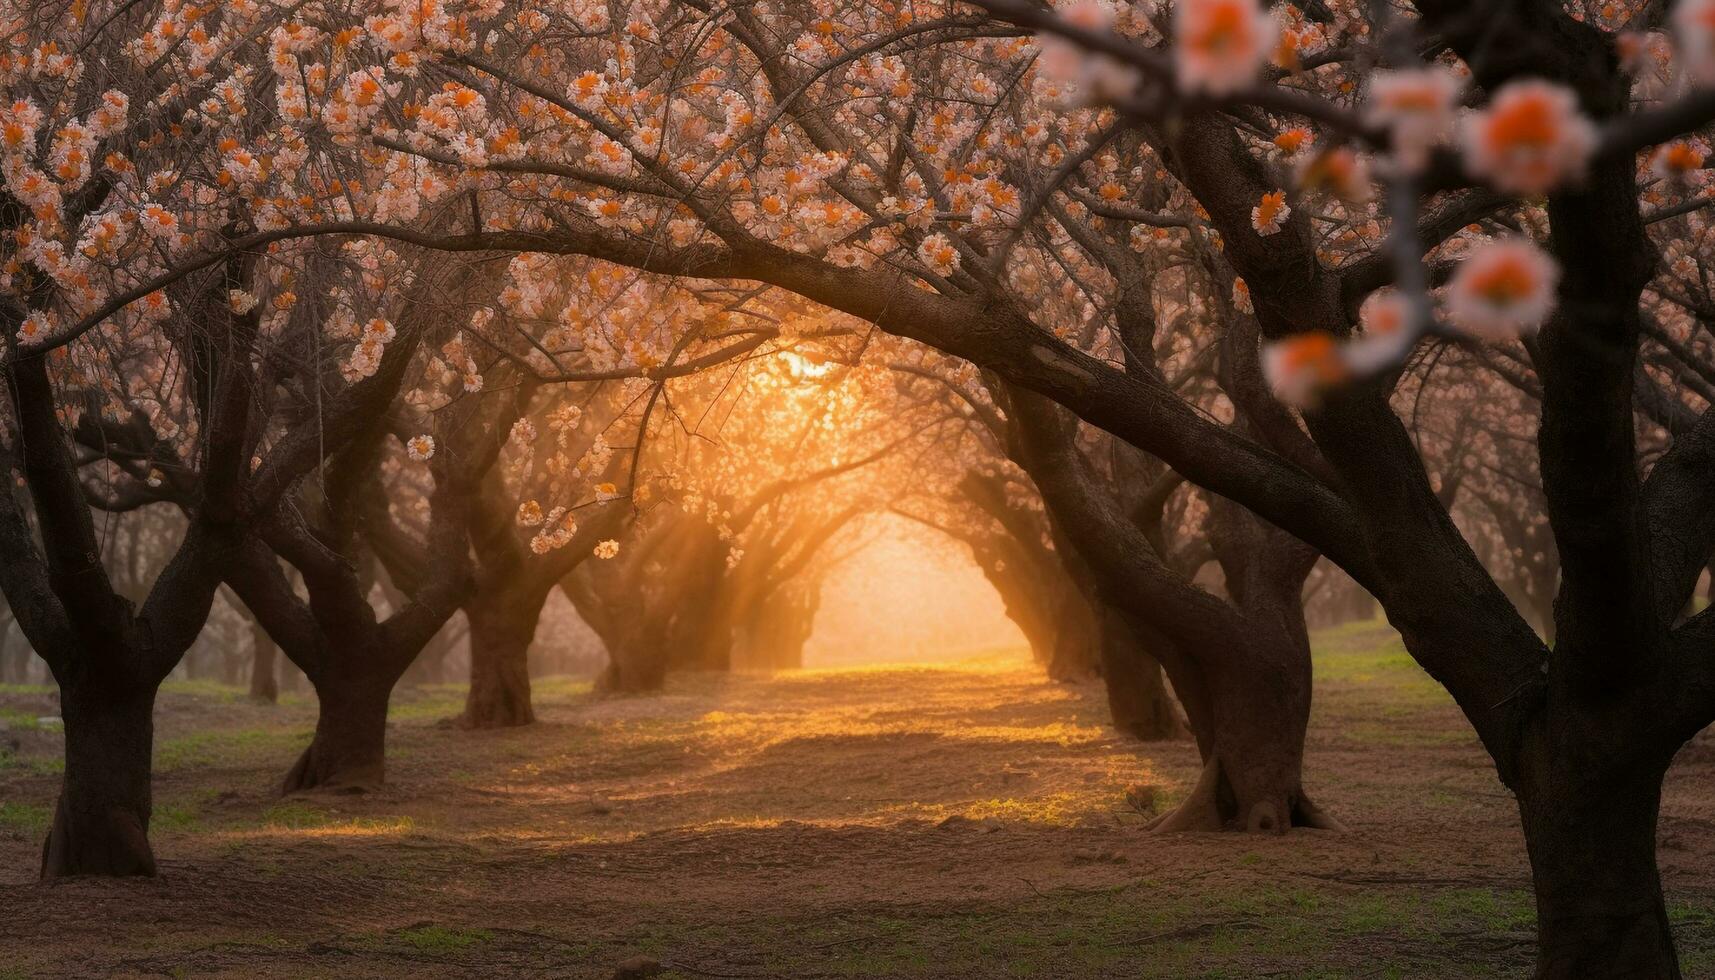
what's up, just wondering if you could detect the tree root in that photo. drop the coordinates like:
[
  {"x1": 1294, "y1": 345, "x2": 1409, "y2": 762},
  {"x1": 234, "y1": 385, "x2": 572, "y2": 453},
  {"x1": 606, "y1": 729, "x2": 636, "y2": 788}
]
[
  {"x1": 39, "y1": 797, "x2": 156, "y2": 878},
  {"x1": 280, "y1": 744, "x2": 383, "y2": 795},
  {"x1": 1145, "y1": 758, "x2": 1343, "y2": 834}
]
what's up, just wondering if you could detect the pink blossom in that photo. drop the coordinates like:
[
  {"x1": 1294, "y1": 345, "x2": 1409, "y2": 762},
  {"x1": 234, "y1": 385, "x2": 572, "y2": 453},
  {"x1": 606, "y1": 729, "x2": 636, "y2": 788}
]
[
  {"x1": 1445, "y1": 239, "x2": 1560, "y2": 340},
  {"x1": 1174, "y1": 0, "x2": 1278, "y2": 97},
  {"x1": 1461, "y1": 80, "x2": 1596, "y2": 196},
  {"x1": 1365, "y1": 67, "x2": 1461, "y2": 174}
]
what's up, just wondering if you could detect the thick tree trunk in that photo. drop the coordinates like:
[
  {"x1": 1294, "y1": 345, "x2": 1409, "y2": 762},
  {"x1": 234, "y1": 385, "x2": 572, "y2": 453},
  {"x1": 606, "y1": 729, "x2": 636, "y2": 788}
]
[
  {"x1": 598, "y1": 637, "x2": 669, "y2": 693},
  {"x1": 1143, "y1": 558, "x2": 1336, "y2": 833},
  {"x1": 460, "y1": 593, "x2": 537, "y2": 728},
  {"x1": 41, "y1": 679, "x2": 158, "y2": 878},
  {"x1": 1095, "y1": 606, "x2": 1181, "y2": 741},
  {"x1": 282, "y1": 677, "x2": 392, "y2": 793},
  {"x1": 1521, "y1": 769, "x2": 1679, "y2": 979},
  {"x1": 1045, "y1": 588, "x2": 1101, "y2": 681},
  {"x1": 248, "y1": 622, "x2": 278, "y2": 704},
  {"x1": 1149, "y1": 692, "x2": 1336, "y2": 833}
]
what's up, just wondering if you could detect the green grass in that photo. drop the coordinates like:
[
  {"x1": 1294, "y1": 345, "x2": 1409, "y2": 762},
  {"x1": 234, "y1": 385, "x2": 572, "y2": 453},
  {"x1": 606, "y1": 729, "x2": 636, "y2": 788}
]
[
  {"x1": 154, "y1": 802, "x2": 203, "y2": 832},
  {"x1": 387, "y1": 685, "x2": 469, "y2": 723},
  {"x1": 394, "y1": 925, "x2": 493, "y2": 952},
  {"x1": 0, "y1": 707, "x2": 44, "y2": 731},
  {"x1": 0, "y1": 801, "x2": 51, "y2": 835},
  {"x1": 159, "y1": 678, "x2": 248, "y2": 702},
  {"x1": 154, "y1": 728, "x2": 304, "y2": 771}
]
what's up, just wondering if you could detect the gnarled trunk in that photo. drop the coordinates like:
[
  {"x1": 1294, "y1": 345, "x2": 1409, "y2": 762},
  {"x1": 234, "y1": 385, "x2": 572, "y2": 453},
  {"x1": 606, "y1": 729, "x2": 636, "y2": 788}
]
[
  {"x1": 1147, "y1": 625, "x2": 1338, "y2": 833},
  {"x1": 1142, "y1": 541, "x2": 1335, "y2": 833},
  {"x1": 41, "y1": 678, "x2": 158, "y2": 878},
  {"x1": 1095, "y1": 605, "x2": 1181, "y2": 741},
  {"x1": 248, "y1": 621, "x2": 278, "y2": 704},
  {"x1": 460, "y1": 592, "x2": 537, "y2": 728},
  {"x1": 1521, "y1": 763, "x2": 1679, "y2": 979},
  {"x1": 283, "y1": 676, "x2": 392, "y2": 793}
]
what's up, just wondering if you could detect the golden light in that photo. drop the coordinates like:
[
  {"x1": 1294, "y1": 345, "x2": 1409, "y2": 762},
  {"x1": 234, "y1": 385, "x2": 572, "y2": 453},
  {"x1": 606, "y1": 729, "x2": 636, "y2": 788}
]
[{"x1": 779, "y1": 349, "x2": 835, "y2": 380}]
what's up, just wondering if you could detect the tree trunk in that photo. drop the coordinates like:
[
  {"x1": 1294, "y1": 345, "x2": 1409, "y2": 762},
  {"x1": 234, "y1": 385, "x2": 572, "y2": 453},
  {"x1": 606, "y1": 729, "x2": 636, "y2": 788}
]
[
  {"x1": 0, "y1": 620, "x2": 15, "y2": 684},
  {"x1": 219, "y1": 640, "x2": 244, "y2": 686},
  {"x1": 41, "y1": 678, "x2": 158, "y2": 878},
  {"x1": 598, "y1": 635, "x2": 669, "y2": 693},
  {"x1": 1520, "y1": 767, "x2": 1679, "y2": 979},
  {"x1": 402, "y1": 622, "x2": 456, "y2": 686},
  {"x1": 1045, "y1": 586, "x2": 1101, "y2": 681},
  {"x1": 1095, "y1": 606, "x2": 1182, "y2": 740},
  {"x1": 1148, "y1": 609, "x2": 1341, "y2": 834},
  {"x1": 248, "y1": 622, "x2": 278, "y2": 704},
  {"x1": 460, "y1": 593, "x2": 537, "y2": 728},
  {"x1": 282, "y1": 677, "x2": 392, "y2": 793}
]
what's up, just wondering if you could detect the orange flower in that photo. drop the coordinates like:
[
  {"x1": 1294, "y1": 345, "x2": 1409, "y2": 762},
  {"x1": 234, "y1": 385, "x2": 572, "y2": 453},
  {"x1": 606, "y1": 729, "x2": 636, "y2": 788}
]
[
  {"x1": 1251, "y1": 189, "x2": 1290, "y2": 235},
  {"x1": 1273, "y1": 127, "x2": 1312, "y2": 156}
]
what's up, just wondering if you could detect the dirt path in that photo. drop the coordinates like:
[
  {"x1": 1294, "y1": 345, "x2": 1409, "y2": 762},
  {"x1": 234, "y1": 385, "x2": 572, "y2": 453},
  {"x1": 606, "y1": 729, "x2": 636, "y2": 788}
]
[{"x1": 3, "y1": 622, "x2": 1714, "y2": 978}]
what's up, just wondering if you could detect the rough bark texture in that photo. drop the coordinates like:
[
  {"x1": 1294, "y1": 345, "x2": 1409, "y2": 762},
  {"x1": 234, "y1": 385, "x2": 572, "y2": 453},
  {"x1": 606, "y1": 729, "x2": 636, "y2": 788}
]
[
  {"x1": 282, "y1": 677, "x2": 392, "y2": 793},
  {"x1": 1520, "y1": 768, "x2": 1679, "y2": 979},
  {"x1": 460, "y1": 593, "x2": 538, "y2": 728},
  {"x1": 40, "y1": 680, "x2": 159, "y2": 878}
]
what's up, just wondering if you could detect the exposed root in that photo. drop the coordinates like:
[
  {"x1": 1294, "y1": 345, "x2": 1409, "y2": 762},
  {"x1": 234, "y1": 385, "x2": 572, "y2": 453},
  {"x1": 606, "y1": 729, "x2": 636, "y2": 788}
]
[
  {"x1": 1146, "y1": 758, "x2": 1343, "y2": 834},
  {"x1": 1147, "y1": 759, "x2": 1224, "y2": 833},
  {"x1": 280, "y1": 744, "x2": 383, "y2": 796},
  {"x1": 1292, "y1": 790, "x2": 1347, "y2": 831},
  {"x1": 39, "y1": 797, "x2": 156, "y2": 879}
]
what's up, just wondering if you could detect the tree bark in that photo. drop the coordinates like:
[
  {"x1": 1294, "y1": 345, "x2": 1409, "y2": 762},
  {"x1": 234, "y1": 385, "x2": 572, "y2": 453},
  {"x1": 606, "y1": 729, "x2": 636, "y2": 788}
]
[
  {"x1": 598, "y1": 642, "x2": 669, "y2": 692},
  {"x1": 1520, "y1": 766, "x2": 1680, "y2": 979},
  {"x1": 41, "y1": 678, "x2": 158, "y2": 878},
  {"x1": 1145, "y1": 574, "x2": 1337, "y2": 833},
  {"x1": 1094, "y1": 605, "x2": 1182, "y2": 741},
  {"x1": 248, "y1": 621, "x2": 278, "y2": 704},
  {"x1": 282, "y1": 676, "x2": 392, "y2": 793},
  {"x1": 459, "y1": 592, "x2": 537, "y2": 728}
]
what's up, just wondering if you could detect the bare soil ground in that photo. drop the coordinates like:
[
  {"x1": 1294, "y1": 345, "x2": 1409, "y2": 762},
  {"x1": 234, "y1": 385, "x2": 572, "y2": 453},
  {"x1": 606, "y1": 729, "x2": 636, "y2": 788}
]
[{"x1": 3, "y1": 620, "x2": 1715, "y2": 979}]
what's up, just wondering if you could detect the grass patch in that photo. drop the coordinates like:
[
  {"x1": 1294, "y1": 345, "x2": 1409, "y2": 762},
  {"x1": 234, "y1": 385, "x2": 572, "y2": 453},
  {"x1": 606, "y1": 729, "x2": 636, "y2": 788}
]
[
  {"x1": 394, "y1": 925, "x2": 493, "y2": 952},
  {"x1": 159, "y1": 678, "x2": 247, "y2": 702},
  {"x1": 388, "y1": 686, "x2": 469, "y2": 723},
  {"x1": 155, "y1": 728, "x2": 303, "y2": 771},
  {"x1": 0, "y1": 801, "x2": 51, "y2": 835},
  {"x1": 0, "y1": 707, "x2": 44, "y2": 731},
  {"x1": 154, "y1": 802, "x2": 203, "y2": 832}
]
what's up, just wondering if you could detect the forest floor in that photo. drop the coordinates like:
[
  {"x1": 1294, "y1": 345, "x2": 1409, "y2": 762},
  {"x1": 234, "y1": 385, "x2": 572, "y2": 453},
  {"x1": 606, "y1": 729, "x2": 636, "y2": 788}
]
[{"x1": 4, "y1": 620, "x2": 1715, "y2": 979}]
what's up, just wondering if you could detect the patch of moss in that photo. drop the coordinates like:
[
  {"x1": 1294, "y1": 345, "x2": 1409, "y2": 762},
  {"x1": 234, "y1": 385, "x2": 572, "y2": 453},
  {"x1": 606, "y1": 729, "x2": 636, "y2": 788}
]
[{"x1": 394, "y1": 924, "x2": 493, "y2": 952}]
